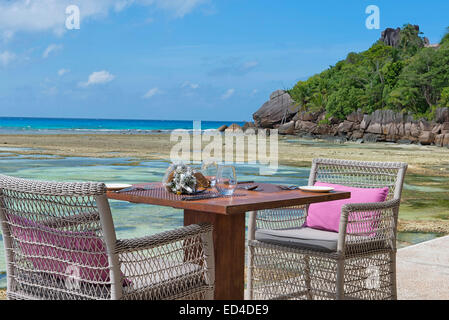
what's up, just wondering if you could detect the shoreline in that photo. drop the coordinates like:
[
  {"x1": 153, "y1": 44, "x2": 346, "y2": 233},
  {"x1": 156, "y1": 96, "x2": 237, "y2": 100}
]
[
  {"x1": 1, "y1": 133, "x2": 449, "y2": 174},
  {"x1": 0, "y1": 133, "x2": 448, "y2": 235},
  {"x1": 0, "y1": 128, "x2": 228, "y2": 136}
]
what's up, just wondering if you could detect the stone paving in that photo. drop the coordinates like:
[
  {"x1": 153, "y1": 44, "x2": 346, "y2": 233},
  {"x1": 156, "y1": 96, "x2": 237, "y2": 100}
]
[{"x1": 397, "y1": 235, "x2": 449, "y2": 300}]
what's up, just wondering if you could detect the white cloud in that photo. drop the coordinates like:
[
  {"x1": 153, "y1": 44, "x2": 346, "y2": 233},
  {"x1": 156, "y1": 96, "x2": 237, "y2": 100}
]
[
  {"x1": 153, "y1": 0, "x2": 209, "y2": 18},
  {"x1": 241, "y1": 61, "x2": 259, "y2": 70},
  {"x1": 181, "y1": 81, "x2": 199, "y2": 89},
  {"x1": 221, "y1": 88, "x2": 235, "y2": 100},
  {"x1": 114, "y1": 0, "x2": 133, "y2": 12},
  {"x1": 43, "y1": 86, "x2": 58, "y2": 95},
  {"x1": 58, "y1": 68, "x2": 70, "y2": 76},
  {"x1": 0, "y1": 51, "x2": 16, "y2": 66},
  {"x1": 43, "y1": 44, "x2": 63, "y2": 58},
  {"x1": 0, "y1": 0, "x2": 209, "y2": 35},
  {"x1": 1, "y1": 30, "x2": 14, "y2": 42},
  {"x1": 79, "y1": 70, "x2": 115, "y2": 87},
  {"x1": 209, "y1": 59, "x2": 259, "y2": 76},
  {"x1": 251, "y1": 89, "x2": 258, "y2": 96},
  {"x1": 143, "y1": 87, "x2": 162, "y2": 98}
]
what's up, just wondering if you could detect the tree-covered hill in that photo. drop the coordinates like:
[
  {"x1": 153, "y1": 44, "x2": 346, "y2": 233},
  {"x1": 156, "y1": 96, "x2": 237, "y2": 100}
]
[{"x1": 288, "y1": 25, "x2": 449, "y2": 122}]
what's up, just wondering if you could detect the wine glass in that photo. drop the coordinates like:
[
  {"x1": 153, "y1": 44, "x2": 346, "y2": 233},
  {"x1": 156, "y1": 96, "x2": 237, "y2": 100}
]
[
  {"x1": 216, "y1": 165, "x2": 237, "y2": 196},
  {"x1": 201, "y1": 161, "x2": 218, "y2": 187}
]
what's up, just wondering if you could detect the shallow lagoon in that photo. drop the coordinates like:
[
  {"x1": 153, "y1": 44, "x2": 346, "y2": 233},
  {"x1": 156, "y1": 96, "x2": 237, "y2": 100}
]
[{"x1": 0, "y1": 150, "x2": 442, "y2": 288}]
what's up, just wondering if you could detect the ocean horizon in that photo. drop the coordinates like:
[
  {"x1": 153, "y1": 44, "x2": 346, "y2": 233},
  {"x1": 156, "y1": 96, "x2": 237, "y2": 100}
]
[{"x1": 0, "y1": 117, "x2": 247, "y2": 134}]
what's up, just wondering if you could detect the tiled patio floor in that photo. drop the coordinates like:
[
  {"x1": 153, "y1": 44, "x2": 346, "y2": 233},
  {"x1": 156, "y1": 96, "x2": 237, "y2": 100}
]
[{"x1": 397, "y1": 235, "x2": 449, "y2": 300}]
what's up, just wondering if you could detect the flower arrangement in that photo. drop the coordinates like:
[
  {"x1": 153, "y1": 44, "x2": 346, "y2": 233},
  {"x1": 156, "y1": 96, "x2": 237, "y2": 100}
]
[{"x1": 163, "y1": 163, "x2": 210, "y2": 195}]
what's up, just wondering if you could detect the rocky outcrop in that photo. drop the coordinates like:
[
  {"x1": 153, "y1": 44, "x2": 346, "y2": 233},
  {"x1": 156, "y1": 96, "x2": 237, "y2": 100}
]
[
  {"x1": 253, "y1": 90, "x2": 298, "y2": 128},
  {"x1": 293, "y1": 110, "x2": 321, "y2": 122},
  {"x1": 242, "y1": 122, "x2": 256, "y2": 131},
  {"x1": 278, "y1": 121, "x2": 296, "y2": 135},
  {"x1": 380, "y1": 27, "x2": 402, "y2": 47},
  {"x1": 435, "y1": 108, "x2": 449, "y2": 123},
  {"x1": 419, "y1": 131, "x2": 435, "y2": 145},
  {"x1": 249, "y1": 90, "x2": 449, "y2": 148},
  {"x1": 380, "y1": 25, "x2": 421, "y2": 48},
  {"x1": 225, "y1": 123, "x2": 243, "y2": 133}
]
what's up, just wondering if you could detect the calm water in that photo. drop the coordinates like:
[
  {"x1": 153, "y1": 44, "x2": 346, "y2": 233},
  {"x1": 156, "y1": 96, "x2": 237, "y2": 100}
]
[
  {"x1": 0, "y1": 117, "x2": 245, "y2": 134},
  {"x1": 0, "y1": 149, "x2": 440, "y2": 288}
]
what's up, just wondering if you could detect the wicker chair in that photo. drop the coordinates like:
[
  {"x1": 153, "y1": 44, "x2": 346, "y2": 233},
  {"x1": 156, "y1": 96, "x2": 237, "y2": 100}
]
[
  {"x1": 246, "y1": 158, "x2": 407, "y2": 300},
  {"x1": 0, "y1": 175, "x2": 215, "y2": 300}
]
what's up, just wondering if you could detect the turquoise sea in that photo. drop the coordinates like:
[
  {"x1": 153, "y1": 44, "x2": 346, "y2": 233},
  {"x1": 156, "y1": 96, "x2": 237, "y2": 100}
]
[{"x1": 0, "y1": 117, "x2": 245, "y2": 134}]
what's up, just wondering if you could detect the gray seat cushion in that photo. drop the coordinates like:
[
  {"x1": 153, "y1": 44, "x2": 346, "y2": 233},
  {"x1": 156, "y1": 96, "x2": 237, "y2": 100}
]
[{"x1": 255, "y1": 227, "x2": 339, "y2": 252}]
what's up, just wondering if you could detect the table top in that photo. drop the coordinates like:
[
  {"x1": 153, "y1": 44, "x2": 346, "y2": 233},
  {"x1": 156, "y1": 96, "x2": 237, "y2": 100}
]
[{"x1": 107, "y1": 182, "x2": 351, "y2": 215}]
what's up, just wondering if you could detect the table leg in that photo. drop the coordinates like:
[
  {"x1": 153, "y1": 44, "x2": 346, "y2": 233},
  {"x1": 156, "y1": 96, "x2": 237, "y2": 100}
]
[{"x1": 184, "y1": 209, "x2": 245, "y2": 300}]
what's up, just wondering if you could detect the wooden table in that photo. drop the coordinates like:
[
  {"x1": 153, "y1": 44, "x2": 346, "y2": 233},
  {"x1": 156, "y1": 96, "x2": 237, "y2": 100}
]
[{"x1": 107, "y1": 182, "x2": 350, "y2": 300}]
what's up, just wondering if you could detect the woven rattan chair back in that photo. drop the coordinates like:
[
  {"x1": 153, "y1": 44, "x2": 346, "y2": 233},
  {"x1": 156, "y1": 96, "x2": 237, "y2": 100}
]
[
  {"x1": 0, "y1": 175, "x2": 121, "y2": 300},
  {"x1": 308, "y1": 158, "x2": 407, "y2": 201}
]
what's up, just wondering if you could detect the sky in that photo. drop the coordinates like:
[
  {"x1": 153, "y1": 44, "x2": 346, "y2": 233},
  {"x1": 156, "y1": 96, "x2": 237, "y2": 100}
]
[{"x1": 0, "y1": 0, "x2": 448, "y2": 122}]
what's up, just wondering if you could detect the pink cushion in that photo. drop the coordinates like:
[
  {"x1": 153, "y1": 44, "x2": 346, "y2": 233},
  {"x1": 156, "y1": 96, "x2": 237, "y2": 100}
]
[
  {"x1": 305, "y1": 182, "x2": 389, "y2": 233},
  {"x1": 9, "y1": 215, "x2": 111, "y2": 284}
]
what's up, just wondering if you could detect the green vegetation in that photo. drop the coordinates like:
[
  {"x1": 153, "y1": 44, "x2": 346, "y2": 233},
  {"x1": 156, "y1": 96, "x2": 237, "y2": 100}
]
[{"x1": 288, "y1": 24, "x2": 449, "y2": 120}]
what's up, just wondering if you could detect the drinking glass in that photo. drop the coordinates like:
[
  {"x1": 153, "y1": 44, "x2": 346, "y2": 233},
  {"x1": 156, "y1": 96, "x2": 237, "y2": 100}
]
[
  {"x1": 201, "y1": 161, "x2": 218, "y2": 187},
  {"x1": 216, "y1": 165, "x2": 237, "y2": 196}
]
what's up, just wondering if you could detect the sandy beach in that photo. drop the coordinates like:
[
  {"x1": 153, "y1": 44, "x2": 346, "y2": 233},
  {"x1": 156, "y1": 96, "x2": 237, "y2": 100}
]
[{"x1": 1, "y1": 133, "x2": 449, "y2": 175}]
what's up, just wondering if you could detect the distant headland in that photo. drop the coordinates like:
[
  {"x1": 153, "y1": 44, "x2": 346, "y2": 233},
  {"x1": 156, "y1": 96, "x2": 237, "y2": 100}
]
[{"x1": 245, "y1": 24, "x2": 449, "y2": 147}]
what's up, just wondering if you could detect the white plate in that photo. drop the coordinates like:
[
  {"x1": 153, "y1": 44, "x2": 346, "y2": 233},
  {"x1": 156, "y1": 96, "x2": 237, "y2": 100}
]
[
  {"x1": 105, "y1": 183, "x2": 132, "y2": 191},
  {"x1": 299, "y1": 186, "x2": 334, "y2": 193}
]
